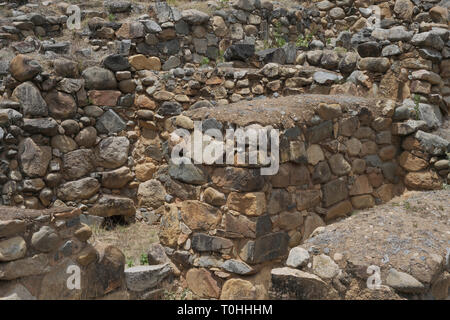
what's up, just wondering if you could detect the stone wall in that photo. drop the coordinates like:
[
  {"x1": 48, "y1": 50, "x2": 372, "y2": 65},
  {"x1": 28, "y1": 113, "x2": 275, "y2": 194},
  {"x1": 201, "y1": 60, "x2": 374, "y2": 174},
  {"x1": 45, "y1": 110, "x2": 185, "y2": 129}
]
[
  {"x1": 0, "y1": 0, "x2": 449, "y2": 299},
  {"x1": 0, "y1": 206, "x2": 127, "y2": 299},
  {"x1": 147, "y1": 93, "x2": 448, "y2": 299}
]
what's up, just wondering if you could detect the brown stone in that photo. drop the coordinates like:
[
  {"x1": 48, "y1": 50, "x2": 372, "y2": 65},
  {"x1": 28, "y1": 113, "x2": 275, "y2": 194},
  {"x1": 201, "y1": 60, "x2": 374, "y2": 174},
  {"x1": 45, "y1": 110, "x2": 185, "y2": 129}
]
[
  {"x1": 317, "y1": 103, "x2": 342, "y2": 120},
  {"x1": 88, "y1": 90, "x2": 121, "y2": 107},
  {"x1": 77, "y1": 246, "x2": 98, "y2": 266},
  {"x1": 399, "y1": 151, "x2": 428, "y2": 172},
  {"x1": 128, "y1": 55, "x2": 161, "y2": 71},
  {"x1": 271, "y1": 163, "x2": 311, "y2": 187},
  {"x1": 204, "y1": 187, "x2": 226, "y2": 206},
  {"x1": 221, "y1": 213, "x2": 256, "y2": 238},
  {"x1": 351, "y1": 195, "x2": 375, "y2": 209},
  {"x1": 349, "y1": 175, "x2": 373, "y2": 196},
  {"x1": 394, "y1": 0, "x2": 414, "y2": 20},
  {"x1": 429, "y1": 6, "x2": 448, "y2": 23},
  {"x1": 322, "y1": 178, "x2": 348, "y2": 207},
  {"x1": 404, "y1": 171, "x2": 442, "y2": 190},
  {"x1": 19, "y1": 138, "x2": 52, "y2": 178},
  {"x1": 275, "y1": 211, "x2": 304, "y2": 230},
  {"x1": 226, "y1": 192, "x2": 266, "y2": 216},
  {"x1": 379, "y1": 145, "x2": 397, "y2": 161},
  {"x1": 295, "y1": 190, "x2": 321, "y2": 211},
  {"x1": 135, "y1": 94, "x2": 156, "y2": 109},
  {"x1": 74, "y1": 224, "x2": 92, "y2": 242},
  {"x1": 329, "y1": 153, "x2": 351, "y2": 176},
  {"x1": 368, "y1": 171, "x2": 384, "y2": 188},
  {"x1": 9, "y1": 54, "x2": 41, "y2": 82},
  {"x1": 44, "y1": 90, "x2": 77, "y2": 119},
  {"x1": 376, "y1": 184, "x2": 394, "y2": 203},
  {"x1": 135, "y1": 162, "x2": 157, "y2": 181},
  {"x1": 220, "y1": 278, "x2": 256, "y2": 300},
  {"x1": 181, "y1": 200, "x2": 221, "y2": 231},
  {"x1": 89, "y1": 195, "x2": 136, "y2": 217},
  {"x1": 115, "y1": 21, "x2": 144, "y2": 39},
  {"x1": 0, "y1": 220, "x2": 27, "y2": 238},
  {"x1": 306, "y1": 144, "x2": 325, "y2": 165},
  {"x1": 101, "y1": 166, "x2": 133, "y2": 189},
  {"x1": 158, "y1": 204, "x2": 181, "y2": 247},
  {"x1": 267, "y1": 189, "x2": 292, "y2": 214},
  {"x1": 302, "y1": 213, "x2": 325, "y2": 241},
  {"x1": 325, "y1": 200, "x2": 353, "y2": 222},
  {"x1": 186, "y1": 268, "x2": 220, "y2": 298}
]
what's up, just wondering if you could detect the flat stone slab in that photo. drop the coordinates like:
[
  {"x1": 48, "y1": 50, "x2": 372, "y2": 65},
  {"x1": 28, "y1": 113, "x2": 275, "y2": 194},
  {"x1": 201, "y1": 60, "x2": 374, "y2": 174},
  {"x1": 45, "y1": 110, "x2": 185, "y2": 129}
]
[
  {"x1": 185, "y1": 94, "x2": 389, "y2": 128},
  {"x1": 125, "y1": 263, "x2": 171, "y2": 292},
  {"x1": 0, "y1": 206, "x2": 73, "y2": 221}
]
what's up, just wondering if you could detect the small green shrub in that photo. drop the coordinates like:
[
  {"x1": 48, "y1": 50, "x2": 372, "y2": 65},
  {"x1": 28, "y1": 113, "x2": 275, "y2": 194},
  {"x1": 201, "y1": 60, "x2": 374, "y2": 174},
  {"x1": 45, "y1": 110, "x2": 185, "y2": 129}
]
[
  {"x1": 296, "y1": 33, "x2": 313, "y2": 48},
  {"x1": 200, "y1": 57, "x2": 210, "y2": 66},
  {"x1": 140, "y1": 253, "x2": 148, "y2": 265}
]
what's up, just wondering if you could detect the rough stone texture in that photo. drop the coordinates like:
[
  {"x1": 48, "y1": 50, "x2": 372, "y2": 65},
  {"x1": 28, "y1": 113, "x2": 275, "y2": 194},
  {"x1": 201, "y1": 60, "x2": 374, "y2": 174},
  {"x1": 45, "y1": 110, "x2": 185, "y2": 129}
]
[
  {"x1": 298, "y1": 190, "x2": 449, "y2": 299},
  {"x1": 57, "y1": 178, "x2": 100, "y2": 201},
  {"x1": 89, "y1": 195, "x2": 136, "y2": 217},
  {"x1": 125, "y1": 264, "x2": 171, "y2": 292},
  {"x1": 12, "y1": 82, "x2": 48, "y2": 117},
  {"x1": 270, "y1": 267, "x2": 329, "y2": 299},
  {"x1": 186, "y1": 268, "x2": 220, "y2": 298},
  {"x1": 220, "y1": 278, "x2": 257, "y2": 299},
  {"x1": 181, "y1": 200, "x2": 221, "y2": 231},
  {"x1": 137, "y1": 179, "x2": 166, "y2": 209},
  {"x1": 18, "y1": 138, "x2": 52, "y2": 178}
]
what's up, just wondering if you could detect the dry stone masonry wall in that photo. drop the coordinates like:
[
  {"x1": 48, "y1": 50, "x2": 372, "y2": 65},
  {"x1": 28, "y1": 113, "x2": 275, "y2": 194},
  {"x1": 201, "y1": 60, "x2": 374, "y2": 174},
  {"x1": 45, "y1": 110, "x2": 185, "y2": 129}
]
[
  {"x1": 0, "y1": 206, "x2": 127, "y2": 299},
  {"x1": 0, "y1": 0, "x2": 449, "y2": 300}
]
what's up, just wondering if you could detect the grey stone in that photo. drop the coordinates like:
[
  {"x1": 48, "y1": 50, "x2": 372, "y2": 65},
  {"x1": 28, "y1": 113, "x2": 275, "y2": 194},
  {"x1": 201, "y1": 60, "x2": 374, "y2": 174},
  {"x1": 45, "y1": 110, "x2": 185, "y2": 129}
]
[
  {"x1": 82, "y1": 67, "x2": 117, "y2": 90},
  {"x1": 312, "y1": 254, "x2": 340, "y2": 279},
  {"x1": 31, "y1": 226, "x2": 59, "y2": 252},
  {"x1": 162, "y1": 56, "x2": 181, "y2": 71},
  {"x1": 322, "y1": 177, "x2": 348, "y2": 207},
  {"x1": 103, "y1": 54, "x2": 130, "y2": 71},
  {"x1": 224, "y1": 43, "x2": 255, "y2": 62},
  {"x1": 57, "y1": 177, "x2": 100, "y2": 201},
  {"x1": 307, "y1": 120, "x2": 333, "y2": 143},
  {"x1": 168, "y1": 160, "x2": 207, "y2": 185},
  {"x1": 313, "y1": 71, "x2": 342, "y2": 84},
  {"x1": 221, "y1": 259, "x2": 254, "y2": 275},
  {"x1": 411, "y1": 31, "x2": 444, "y2": 50},
  {"x1": 95, "y1": 136, "x2": 130, "y2": 169},
  {"x1": 137, "y1": 179, "x2": 166, "y2": 208},
  {"x1": 181, "y1": 9, "x2": 210, "y2": 25},
  {"x1": 18, "y1": 138, "x2": 51, "y2": 178},
  {"x1": 125, "y1": 264, "x2": 171, "y2": 292},
  {"x1": 96, "y1": 109, "x2": 127, "y2": 134},
  {"x1": 0, "y1": 236, "x2": 27, "y2": 262},
  {"x1": 418, "y1": 103, "x2": 442, "y2": 129},
  {"x1": 286, "y1": 247, "x2": 310, "y2": 268},
  {"x1": 256, "y1": 48, "x2": 286, "y2": 65},
  {"x1": 270, "y1": 267, "x2": 328, "y2": 299},
  {"x1": 382, "y1": 44, "x2": 401, "y2": 56},
  {"x1": 141, "y1": 19, "x2": 162, "y2": 33},
  {"x1": 12, "y1": 82, "x2": 48, "y2": 117},
  {"x1": 386, "y1": 268, "x2": 425, "y2": 293},
  {"x1": 414, "y1": 130, "x2": 450, "y2": 155},
  {"x1": 22, "y1": 118, "x2": 58, "y2": 136},
  {"x1": 157, "y1": 101, "x2": 182, "y2": 116},
  {"x1": 106, "y1": 1, "x2": 131, "y2": 13},
  {"x1": 147, "y1": 243, "x2": 170, "y2": 265},
  {"x1": 192, "y1": 233, "x2": 233, "y2": 253},
  {"x1": 240, "y1": 232, "x2": 289, "y2": 264}
]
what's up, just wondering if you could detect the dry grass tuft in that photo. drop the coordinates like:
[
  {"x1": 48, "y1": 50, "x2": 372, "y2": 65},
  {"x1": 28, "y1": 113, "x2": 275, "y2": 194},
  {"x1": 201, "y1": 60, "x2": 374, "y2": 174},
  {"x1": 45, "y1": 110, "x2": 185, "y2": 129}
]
[{"x1": 90, "y1": 220, "x2": 159, "y2": 267}]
